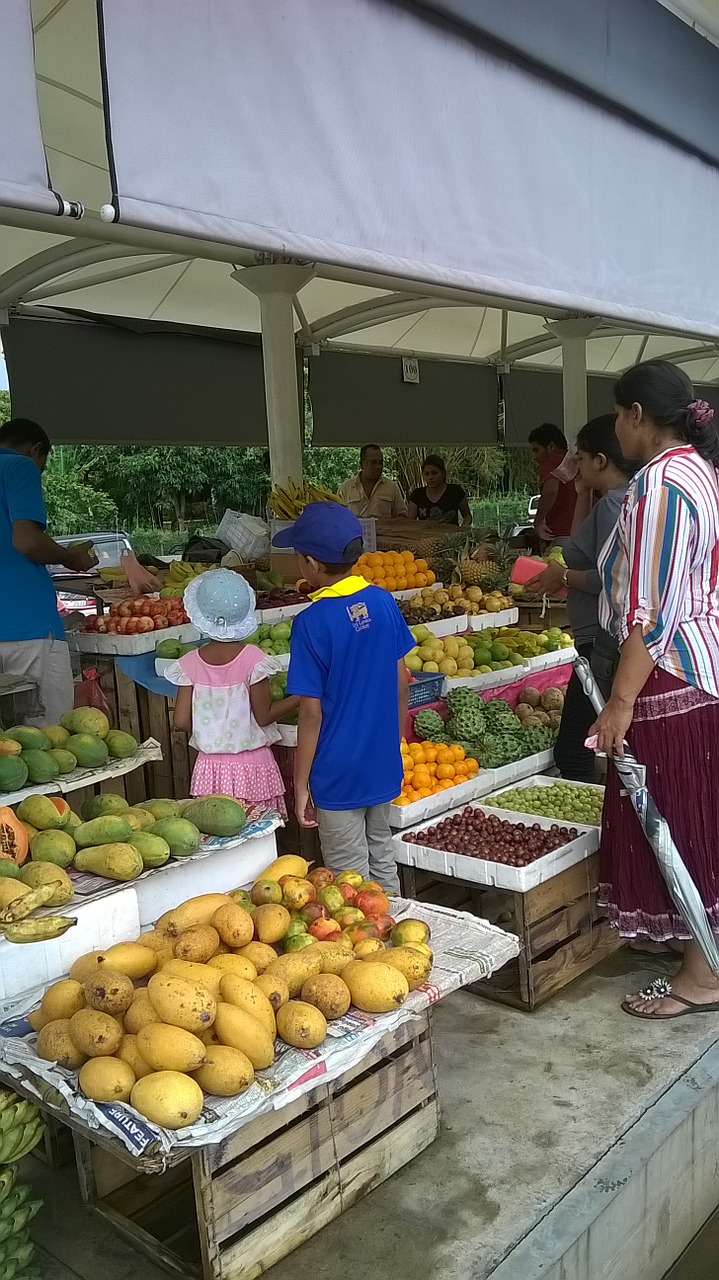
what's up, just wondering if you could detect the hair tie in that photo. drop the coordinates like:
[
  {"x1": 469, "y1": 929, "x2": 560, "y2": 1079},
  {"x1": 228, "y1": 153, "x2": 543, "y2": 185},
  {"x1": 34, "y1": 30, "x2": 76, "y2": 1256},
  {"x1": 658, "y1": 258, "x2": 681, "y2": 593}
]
[{"x1": 687, "y1": 399, "x2": 715, "y2": 426}]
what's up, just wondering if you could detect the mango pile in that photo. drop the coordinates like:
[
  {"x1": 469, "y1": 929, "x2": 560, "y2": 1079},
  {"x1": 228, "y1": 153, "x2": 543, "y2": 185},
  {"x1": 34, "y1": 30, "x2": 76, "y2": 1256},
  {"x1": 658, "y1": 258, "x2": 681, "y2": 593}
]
[
  {"x1": 0, "y1": 708, "x2": 139, "y2": 794},
  {"x1": 28, "y1": 857, "x2": 433, "y2": 1129},
  {"x1": 12, "y1": 793, "x2": 247, "y2": 885}
]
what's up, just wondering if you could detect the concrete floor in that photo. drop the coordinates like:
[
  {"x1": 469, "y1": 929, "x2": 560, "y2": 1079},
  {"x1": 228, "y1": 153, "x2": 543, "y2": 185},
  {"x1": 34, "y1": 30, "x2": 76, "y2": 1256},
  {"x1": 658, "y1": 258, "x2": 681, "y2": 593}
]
[{"x1": 28, "y1": 947, "x2": 719, "y2": 1280}]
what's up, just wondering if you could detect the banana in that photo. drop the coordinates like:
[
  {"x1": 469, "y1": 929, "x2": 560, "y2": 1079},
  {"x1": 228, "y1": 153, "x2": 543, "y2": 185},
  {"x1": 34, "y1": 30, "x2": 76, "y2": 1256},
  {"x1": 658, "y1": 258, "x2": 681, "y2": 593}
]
[
  {"x1": 0, "y1": 916, "x2": 77, "y2": 944},
  {"x1": 0, "y1": 1095, "x2": 17, "y2": 1116},
  {"x1": 0, "y1": 1127, "x2": 27, "y2": 1166},
  {"x1": 9, "y1": 1198, "x2": 42, "y2": 1232},
  {"x1": 0, "y1": 885, "x2": 55, "y2": 923},
  {"x1": 8, "y1": 1123, "x2": 44, "y2": 1164},
  {"x1": 0, "y1": 1169, "x2": 16, "y2": 1206}
]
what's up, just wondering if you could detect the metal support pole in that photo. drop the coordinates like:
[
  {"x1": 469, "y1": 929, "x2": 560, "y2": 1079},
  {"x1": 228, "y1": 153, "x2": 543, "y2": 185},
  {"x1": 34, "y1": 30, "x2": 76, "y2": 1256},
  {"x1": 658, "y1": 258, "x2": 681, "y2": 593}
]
[
  {"x1": 234, "y1": 264, "x2": 313, "y2": 487},
  {"x1": 545, "y1": 317, "x2": 600, "y2": 443}
]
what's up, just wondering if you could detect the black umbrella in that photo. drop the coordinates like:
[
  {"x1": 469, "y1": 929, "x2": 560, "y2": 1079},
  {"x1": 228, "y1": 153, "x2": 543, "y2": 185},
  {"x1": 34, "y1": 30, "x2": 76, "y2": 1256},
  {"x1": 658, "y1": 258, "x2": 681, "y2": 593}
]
[{"x1": 575, "y1": 656, "x2": 719, "y2": 975}]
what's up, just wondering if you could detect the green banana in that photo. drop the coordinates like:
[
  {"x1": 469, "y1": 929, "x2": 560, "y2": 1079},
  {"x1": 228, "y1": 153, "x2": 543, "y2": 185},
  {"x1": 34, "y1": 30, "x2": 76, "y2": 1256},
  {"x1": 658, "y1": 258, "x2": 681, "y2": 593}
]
[
  {"x1": 0, "y1": 1096, "x2": 16, "y2": 1116},
  {"x1": 9, "y1": 1123, "x2": 44, "y2": 1164},
  {"x1": 0, "y1": 916, "x2": 77, "y2": 944},
  {"x1": 0, "y1": 1130, "x2": 25, "y2": 1166},
  {"x1": 0, "y1": 884, "x2": 55, "y2": 923},
  {"x1": 0, "y1": 1171, "x2": 15, "y2": 1209},
  {"x1": 0, "y1": 1116, "x2": 15, "y2": 1140},
  {"x1": 10, "y1": 1199, "x2": 41, "y2": 1233}
]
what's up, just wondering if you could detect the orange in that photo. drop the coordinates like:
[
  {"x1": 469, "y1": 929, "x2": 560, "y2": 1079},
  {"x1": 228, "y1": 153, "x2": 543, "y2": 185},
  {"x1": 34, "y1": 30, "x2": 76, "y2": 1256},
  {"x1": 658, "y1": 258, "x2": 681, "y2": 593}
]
[
  {"x1": 425, "y1": 570, "x2": 436, "y2": 585},
  {"x1": 423, "y1": 746, "x2": 438, "y2": 763},
  {"x1": 369, "y1": 553, "x2": 383, "y2": 567},
  {"x1": 415, "y1": 573, "x2": 428, "y2": 588},
  {"x1": 411, "y1": 768, "x2": 431, "y2": 786},
  {"x1": 436, "y1": 763, "x2": 455, "y2": 780},
  {"x1": 401, "y1": 550, "x2": 414, "y2": 563},
  {"x1": 416, "y1": 788, "x2": 432, "y2": 800},
  {"x1": 441, "y1": 779, "x2": 456, "y2": 790},
  {"x1": 396, "y1": 577, "x2": 408, "y2": 590},
  {"x1": 454, "y1": 760, "x2": 469, "y2": 778},
  {"x1": 426, "y1": 762, "x2": 438, "y2": 776},
  {"x1": 436, "y1": 746, "x2": 453, "y2": 764},
  {"x1": 414, "y1": 559, "x2": 429, "y2": 572},
  {"x1": 363, "y1": 567, "x2": 375, "y2": 581},
  {"x1": 408, "y1": 742, "x2": 425, "y2": 758},
  {"x1": 404, "y1": 788, "x2": 420, "y2": 803},
  {"x1": 373, "y1": 565, "x2": 386, "y2": 579},
  {"x1": 405, "y1": 574, "x2": 417, "y2": 588},
  {"x1": 451, "y1": 745, "x2": 466, "y2": 761},
  {"x1": 385, "y1": 577, "x2": 397, "y2": 592},
  {"x1": 394, "y1": 796, "x2": 410, "y2": 806},
  {"x1": 465, "y1": 758, "x2": 479, "y2": 775}
]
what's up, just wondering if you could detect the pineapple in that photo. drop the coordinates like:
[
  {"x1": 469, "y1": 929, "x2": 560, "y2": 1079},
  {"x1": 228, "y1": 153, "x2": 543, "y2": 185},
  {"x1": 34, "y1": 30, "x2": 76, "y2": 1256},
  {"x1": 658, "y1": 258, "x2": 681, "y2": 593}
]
[{"x1": 460, "y1": 538, "x2": 516, "y2": 592}]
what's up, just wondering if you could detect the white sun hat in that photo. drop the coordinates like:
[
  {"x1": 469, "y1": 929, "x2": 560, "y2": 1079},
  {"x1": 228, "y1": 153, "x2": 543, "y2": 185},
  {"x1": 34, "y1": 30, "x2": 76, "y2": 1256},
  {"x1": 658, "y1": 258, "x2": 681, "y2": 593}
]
[{"x1": 183, "y1": 569, "x2": 257, "y2": 642}]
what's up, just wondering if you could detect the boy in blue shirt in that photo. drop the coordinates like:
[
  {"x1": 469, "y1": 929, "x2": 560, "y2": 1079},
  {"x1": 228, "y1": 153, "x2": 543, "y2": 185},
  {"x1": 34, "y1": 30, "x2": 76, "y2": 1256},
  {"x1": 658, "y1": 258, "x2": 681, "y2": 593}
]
[{"x1": 274, "y1": 503, "x2": 414, "y2": 893}]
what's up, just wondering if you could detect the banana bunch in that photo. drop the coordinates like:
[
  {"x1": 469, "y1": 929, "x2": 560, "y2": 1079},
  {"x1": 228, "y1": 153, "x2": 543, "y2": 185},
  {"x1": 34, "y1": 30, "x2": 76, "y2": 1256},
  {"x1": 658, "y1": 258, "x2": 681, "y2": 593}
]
[
  {"x1": 0, "y1": 1093, "x2": 44, "y2": 1165},
  {"x1": 269, "y1": 478, "x2": 344, "y2": 519},
  {"x1": 0, "y1": 916, "x2": 77, "y2": 945},
  {"x1": 161, "y1": 560, "x2": 215, "y2": 597}
]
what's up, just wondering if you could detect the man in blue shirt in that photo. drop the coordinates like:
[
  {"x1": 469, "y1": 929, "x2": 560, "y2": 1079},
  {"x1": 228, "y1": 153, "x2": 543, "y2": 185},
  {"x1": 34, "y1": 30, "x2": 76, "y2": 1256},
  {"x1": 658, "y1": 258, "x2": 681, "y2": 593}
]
[
  {"x1": 274, "y1": 503, "x2": 414, "y2": 893},
  {"x1": 0, "y1": 419, "x2": 96, "y2": 725}
]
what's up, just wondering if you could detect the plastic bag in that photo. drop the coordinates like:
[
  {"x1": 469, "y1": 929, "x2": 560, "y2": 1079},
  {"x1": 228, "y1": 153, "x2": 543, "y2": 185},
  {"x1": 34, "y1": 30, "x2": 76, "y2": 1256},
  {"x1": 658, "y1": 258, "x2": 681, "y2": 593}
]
[
  {"x1": 120, "y1": 550, "x2": 163, "y2": 597},
  {"x1": 74, "y1": 668, "x2": 114, "y2": 725}
]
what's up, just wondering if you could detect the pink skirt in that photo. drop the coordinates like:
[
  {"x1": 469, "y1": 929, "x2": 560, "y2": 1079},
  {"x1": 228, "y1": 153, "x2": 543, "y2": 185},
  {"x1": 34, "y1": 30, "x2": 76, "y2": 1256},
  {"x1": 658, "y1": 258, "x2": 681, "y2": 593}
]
[
  {"x1": 599, "y1": 667, "x2": 719, "y2": 941},
  {"x1": 191, "y1": 747, "x2": 287, "y2": 818}
]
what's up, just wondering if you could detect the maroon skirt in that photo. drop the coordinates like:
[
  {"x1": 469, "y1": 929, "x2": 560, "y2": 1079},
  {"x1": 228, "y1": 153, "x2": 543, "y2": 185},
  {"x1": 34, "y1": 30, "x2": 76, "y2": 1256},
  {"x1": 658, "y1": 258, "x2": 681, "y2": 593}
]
[{"x1": 599, "y1": 667, "x2": 719, "y2": 941}]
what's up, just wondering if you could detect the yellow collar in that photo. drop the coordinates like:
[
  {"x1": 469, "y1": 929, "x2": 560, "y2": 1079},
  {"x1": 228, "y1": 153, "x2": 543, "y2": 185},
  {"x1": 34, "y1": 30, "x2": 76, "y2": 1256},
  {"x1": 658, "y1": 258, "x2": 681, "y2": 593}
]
[{"x1": 309, "y1": 575, "x2": 371, "y2": 602}]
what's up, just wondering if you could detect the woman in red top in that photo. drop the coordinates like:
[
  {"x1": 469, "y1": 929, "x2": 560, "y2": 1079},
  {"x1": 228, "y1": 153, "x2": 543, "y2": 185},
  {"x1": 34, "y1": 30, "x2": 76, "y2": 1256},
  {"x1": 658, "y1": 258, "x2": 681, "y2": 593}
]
[{"x1": 529, "y1": 422, "x2": 578, "y2": 541}]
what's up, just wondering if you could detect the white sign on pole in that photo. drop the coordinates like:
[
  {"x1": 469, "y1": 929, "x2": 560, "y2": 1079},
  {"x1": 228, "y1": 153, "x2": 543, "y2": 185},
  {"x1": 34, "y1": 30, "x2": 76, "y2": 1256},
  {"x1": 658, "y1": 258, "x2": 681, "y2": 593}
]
[{"x1": 402, "y1": 356, "x2": 420, "y2": 384}]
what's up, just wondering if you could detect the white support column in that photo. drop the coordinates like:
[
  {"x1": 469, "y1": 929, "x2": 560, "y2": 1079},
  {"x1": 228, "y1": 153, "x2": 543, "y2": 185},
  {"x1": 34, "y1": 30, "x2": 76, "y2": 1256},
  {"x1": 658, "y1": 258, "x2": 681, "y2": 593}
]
[
  {"x1": 545, "y1": 317, "x2": 600, "y2": 443},
  {"x1": 234, "y1": 264, "x2": 313, "y2": 487}
]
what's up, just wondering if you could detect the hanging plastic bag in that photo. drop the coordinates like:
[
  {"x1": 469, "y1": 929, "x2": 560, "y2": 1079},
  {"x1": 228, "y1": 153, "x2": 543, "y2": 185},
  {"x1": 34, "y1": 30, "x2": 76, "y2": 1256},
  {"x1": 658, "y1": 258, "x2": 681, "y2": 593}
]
[
  {"x1": 74, "y1": 668, "x2": 114, "y2": 725},
  {"x1": 120, "y1": 550, "x2": 163, "y2": 597}
]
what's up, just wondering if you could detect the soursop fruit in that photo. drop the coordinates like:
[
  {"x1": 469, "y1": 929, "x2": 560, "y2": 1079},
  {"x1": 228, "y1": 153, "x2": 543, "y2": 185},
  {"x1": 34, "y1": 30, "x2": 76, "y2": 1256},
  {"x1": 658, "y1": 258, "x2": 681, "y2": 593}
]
[
  {"x1": 451, "y1": 707, "x2": 485, "y2": 743},
  {"x1": 414, "y1": 709, "x2": 447, "y2": 742}
]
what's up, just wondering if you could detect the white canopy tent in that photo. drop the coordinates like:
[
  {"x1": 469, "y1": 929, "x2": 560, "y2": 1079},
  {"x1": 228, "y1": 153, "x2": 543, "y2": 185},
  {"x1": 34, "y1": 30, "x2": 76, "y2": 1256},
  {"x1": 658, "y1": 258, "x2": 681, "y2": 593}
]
[{"x1": 1, "y1": 0, "x2": 719, "y2": 479}]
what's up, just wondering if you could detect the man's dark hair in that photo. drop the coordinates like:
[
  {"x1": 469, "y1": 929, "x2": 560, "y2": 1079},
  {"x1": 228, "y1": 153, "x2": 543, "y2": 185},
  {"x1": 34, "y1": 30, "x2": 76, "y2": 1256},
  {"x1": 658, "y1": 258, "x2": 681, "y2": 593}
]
[
  {"x1": 360, "y1": 443, "x2": 382, "y2": 461},
  {"x1": 0, "y1": 418, "x2": 50, "y2": 454},
  {"x1": 527, "y1": 422, "x2": 567, "y2": 451}
]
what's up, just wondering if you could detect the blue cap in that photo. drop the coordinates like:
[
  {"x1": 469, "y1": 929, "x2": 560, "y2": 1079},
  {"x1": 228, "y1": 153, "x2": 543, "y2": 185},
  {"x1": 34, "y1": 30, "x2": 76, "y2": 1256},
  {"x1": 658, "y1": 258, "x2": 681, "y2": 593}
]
[{"x1": 272, "y1": 502, "x2": 363, "y2": 562}]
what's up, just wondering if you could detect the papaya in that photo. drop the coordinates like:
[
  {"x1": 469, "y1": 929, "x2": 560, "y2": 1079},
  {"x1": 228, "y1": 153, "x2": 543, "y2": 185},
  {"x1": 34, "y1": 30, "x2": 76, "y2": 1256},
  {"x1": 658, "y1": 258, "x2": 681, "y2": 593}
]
[
  {"x1": 126, "y1": 807, "x2": 156, "y2": 830},
  {"x1": 59, "y1": 711, "x2": 75, "y2": 732},
  {"x1": 20, "y1": 749, "x2": 59, "y2": 785},
  {"x1": 65, "y1": 734, "x2": 109, "y2": 769},
  {"x1": 47, "y1": 749, "x2": 78, "y2": 775},
  {"x1": 0, "y1": 737, "x2": 22, "y2": 757},
  {"x1": 0, "y1": 807, "x2": 28, "y2": 865},
  {"x1": 4, "y1": 726, "x2": 50, "y2": 752},
  {"x1": 74, "y1": 816, "x2": 133, "y2": 848},
  {"x1": 65, "y1": 708, "x2": 110, "y2": 739},
  {"x1": 127, "y1": 831, "x2": 171, "y2": 869},
  {"x1": 30, "y1": 829, "x2": 76, "y2": 868},
  {"x1": 147, "y1": 818, "x2": 201, "y2": 857},
  {"x1": 104, "y1": 731, "x2": 138, "y2": 760},
  {"x1": 73, "y1": 843, "x2": 144, "y2": 881},
  {"x1": 42, "y1": 725, "x2": 70, "y2": 749},
  {"x1": 19, "y1": 862, "x2": 73, "y2": 905},
  {"x1": 80, "y1": 793, "x2": 129, "y2": 822},
  {"x1": 64, "y1": 810, "x2": 82, "y2": 834},
  {"x1": 255, "y1": 855, "x2": 310, "y2": 883},
  {"x1": 0, "y1": 757, "x2": 28, "y2": 793},
  {"x1": 142, "y1": 798, "x2": 180, "y2": 821},
  {"x1": 17, "y1": 793, "x2": 68, "y2": 830},
  {"x1": 0, "y1": 861, "x2": 20, "y2": 879},
  {"x1": 181, "y1": 798, "x2": 246, "y2": 838}
]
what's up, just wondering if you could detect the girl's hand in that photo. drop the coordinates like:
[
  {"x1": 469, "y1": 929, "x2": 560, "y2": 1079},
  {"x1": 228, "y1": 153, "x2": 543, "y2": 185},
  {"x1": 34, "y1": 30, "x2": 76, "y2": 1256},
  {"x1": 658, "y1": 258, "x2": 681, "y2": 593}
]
[
  {"x1": 590, "y1": 697, "x2": 634, "y2": 757},
  {"x1": 525, "y1": 561, "x2": 565, "y2": 595}
]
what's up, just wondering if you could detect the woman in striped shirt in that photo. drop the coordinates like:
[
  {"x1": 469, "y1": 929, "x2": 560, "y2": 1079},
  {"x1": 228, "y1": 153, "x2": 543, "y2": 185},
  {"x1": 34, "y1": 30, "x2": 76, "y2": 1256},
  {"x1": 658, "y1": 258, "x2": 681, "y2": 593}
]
[{"x1": 594, "y1": 360, "x2": 719, "y2": 1020}]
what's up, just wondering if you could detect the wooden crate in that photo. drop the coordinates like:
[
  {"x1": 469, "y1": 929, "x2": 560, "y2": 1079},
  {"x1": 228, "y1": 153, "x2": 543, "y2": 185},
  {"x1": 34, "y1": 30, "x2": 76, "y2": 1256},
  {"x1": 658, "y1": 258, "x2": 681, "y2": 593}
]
[
  {"x1": 399, "y1": 853, "x2": 622, "y2": 1010},
  {"x1": 73, "y1": 1012, "x2": 439, "y2": 1279}
]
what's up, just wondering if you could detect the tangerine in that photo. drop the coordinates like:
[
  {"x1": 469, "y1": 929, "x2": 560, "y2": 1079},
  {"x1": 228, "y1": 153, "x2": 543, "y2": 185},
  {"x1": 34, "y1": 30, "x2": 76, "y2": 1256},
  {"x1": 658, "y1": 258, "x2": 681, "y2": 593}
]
[
  {"x1": 451, "y1": 745, "x2": 466, "y2": 761},
  {"x1": 414, "y1": 559, "x2": 429, "y2": 572},
  {"x1": 425, "y1": 570, "x2": 436, "y2": 585},
  {"x1": 415, "y1": 573, "x2": 428, "y2": 588},
  {"x1": 436, "y1": 763, "x2": 455, "y2": 780}
]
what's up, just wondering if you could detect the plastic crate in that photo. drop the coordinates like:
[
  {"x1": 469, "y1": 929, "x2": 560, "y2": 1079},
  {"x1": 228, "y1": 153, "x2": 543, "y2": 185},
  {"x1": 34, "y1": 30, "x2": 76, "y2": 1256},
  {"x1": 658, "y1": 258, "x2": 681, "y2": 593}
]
[
  {"x1": 216, "y1": 510, "x2": 269, "y2": 560},
  {"x1": 407, "y1": 672, "x2": 445, "y2": 707}
]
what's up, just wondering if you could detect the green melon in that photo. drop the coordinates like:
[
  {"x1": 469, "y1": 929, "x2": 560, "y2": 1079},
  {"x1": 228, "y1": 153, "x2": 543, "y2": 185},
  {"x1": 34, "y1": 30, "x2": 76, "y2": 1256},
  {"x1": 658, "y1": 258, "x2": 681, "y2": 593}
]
[
  {"x1": 80, "y1": 793, "x2": 129, "y2": 822},
  {"x1": 142, "y1": 798, "x2": 180, "y2": 821},
  {"x1": 30, "y1": 829, "x2": 76, "y2": 868},
  {"x1": 74, "y1": 816, "x2": 133, "y2": 848},
  {"x1": 65, "y1": 734, "x2": 109, "y2": 769},
  {"x1": 20, "y1": 750, "x2": 59, "y2": 785},
  {"x1": 5, "y1": 726, "x2": 50, "y2": 752},
  {"x1": 104, "y1": 730, "x2": 138, "y2": 760},
  {"x1": 48, "y1": 749, "x2": 78, "y2": 775},
  {"x1": 66, "y1": 708, "x2": 110, "y2": 739},
  {"x1": 0, "y1": 757, "x2": 29, "y2": 793},
  {"x1": 182, "y1": 797, "x2": 246, "y2": 838},
  {"x1": 43, "y1": 725, "x2": 70, "y2": 749},
  {"x1": 127, "y1": 831, "x2": 171, "y2": 868},
  {"x1": 147, "y1": 817, "x2": 201, "y2": 857}
]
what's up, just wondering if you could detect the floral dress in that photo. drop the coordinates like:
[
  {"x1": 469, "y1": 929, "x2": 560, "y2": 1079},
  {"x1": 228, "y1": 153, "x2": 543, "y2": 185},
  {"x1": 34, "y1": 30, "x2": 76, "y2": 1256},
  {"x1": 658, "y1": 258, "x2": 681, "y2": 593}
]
[{"x1": 165, "y1": 644, "x2": 287, "y2": 816}]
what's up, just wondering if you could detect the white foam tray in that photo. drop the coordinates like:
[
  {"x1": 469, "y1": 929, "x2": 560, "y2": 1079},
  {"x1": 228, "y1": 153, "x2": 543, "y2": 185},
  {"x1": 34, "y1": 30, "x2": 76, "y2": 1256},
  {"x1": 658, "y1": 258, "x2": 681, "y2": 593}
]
[
  {"x1": 392, "y1": 583, "x2": 444, "y2": 601},
  {"x1": 256, "y1": 602, "x2": 310, "y2": 623},
  {"x1": 388, "y1": 750, "x2": 555, "y2": 829},
  {"x1": 468, "y1": 608, "x2": 519, "y2": 631},
  {"x1": 0, "y1": 739, "x2": 162, "y2": 806},
  {"x1": 276, "y1": 723, "x2": 298, "y2": 747},
  {"x1": 68, "y1": 623, "x2": 200, "y2": 655},
  {"x1": 445, "y1": 643, "x2": 574, "y2": 692},
  {"x1": 394, "y1": 803, "x2": 598, "y2": 891},
  {"x1": 483, "y1": 773, "x2": 604, "y2": 825},
  {"x1": 422, "y1": 615, "x2": 468, "y2": 638}
]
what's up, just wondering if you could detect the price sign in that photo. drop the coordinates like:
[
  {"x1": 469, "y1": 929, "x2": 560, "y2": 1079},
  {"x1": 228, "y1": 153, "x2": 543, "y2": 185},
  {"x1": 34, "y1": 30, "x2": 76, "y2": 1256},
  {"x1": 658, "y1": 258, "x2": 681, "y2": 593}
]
[{"x1": 402, "y1": 356, "x2": 420, "y2": 384}]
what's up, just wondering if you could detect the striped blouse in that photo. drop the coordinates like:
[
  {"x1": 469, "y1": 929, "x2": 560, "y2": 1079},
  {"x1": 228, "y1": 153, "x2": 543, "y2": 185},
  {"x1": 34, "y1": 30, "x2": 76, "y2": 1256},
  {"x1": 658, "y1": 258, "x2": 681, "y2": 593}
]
[{"x1": 598, "y1": 446, "x2": 719, "y2": 698}]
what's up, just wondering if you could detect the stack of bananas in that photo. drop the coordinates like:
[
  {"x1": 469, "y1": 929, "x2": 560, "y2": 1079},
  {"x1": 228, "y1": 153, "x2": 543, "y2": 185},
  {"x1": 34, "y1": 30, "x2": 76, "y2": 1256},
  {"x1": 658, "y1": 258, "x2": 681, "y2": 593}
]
[
  {"x1": 269, "y1": 479, "x2": 344, "y2": 519},
  {"x1": 160, "y1": 560, "x2": 217, "y2": 597},
  {"x1": 0, "y1": 1159, "x2": 44, "y2": 1280},
  {"x1": 0, "y1": 1093, "x2": 44, "y2": 1166}
]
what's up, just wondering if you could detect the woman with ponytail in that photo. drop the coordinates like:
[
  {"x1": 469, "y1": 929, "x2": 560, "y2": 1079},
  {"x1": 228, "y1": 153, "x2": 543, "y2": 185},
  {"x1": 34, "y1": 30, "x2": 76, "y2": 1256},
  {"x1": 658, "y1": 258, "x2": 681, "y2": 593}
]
[{"x1": 593, "y1": 359, "x2": 719, "y2": 1018}]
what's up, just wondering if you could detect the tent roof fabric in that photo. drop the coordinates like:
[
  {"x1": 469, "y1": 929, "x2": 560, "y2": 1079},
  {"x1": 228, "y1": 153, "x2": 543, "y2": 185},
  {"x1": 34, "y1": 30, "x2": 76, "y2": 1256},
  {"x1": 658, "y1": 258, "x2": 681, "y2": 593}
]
[{"x1": 0, "y1": 0, "x2": 717, "y2": 409}]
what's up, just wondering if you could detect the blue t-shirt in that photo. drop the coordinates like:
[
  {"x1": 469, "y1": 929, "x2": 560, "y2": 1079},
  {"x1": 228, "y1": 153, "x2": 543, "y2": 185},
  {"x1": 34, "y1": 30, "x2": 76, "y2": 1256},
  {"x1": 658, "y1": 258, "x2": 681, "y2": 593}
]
[
  {"x1": 287, "y1": 583, "x2": 414, "y2": 810},
  {"x1": 0, "y1": 448, "x2": 64, "y2": 642}
]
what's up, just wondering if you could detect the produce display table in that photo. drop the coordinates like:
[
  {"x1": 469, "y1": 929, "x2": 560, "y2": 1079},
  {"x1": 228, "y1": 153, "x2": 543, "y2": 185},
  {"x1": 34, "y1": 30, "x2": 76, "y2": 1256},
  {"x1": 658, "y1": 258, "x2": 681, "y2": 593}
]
[{"x1": 0, "y1": 903, "x2": 517, "y2": 1277}]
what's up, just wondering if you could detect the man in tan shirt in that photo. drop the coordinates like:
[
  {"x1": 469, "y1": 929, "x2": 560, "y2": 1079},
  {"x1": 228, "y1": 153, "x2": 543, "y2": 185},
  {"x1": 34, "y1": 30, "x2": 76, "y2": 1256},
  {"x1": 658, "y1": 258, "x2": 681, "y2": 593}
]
[{"x1": 338, "y1": 444, "x2": 407, "y2": 518}]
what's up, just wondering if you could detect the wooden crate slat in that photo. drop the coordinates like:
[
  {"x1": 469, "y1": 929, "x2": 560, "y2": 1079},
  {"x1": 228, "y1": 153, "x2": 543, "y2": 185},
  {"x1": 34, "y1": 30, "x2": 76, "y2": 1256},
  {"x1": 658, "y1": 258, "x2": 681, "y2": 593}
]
[
  {"x1": 218, "y1": 1101, "x2": 439, "y2": 1280},
  {"x1": 333, "y1": 1037, "x2": 435, "y2": 1163},
  {"x1": 114, "y1": 665, "x2": 146, "y2": 805},
  {"x1": 146, "y1": 690, "x2": 176, "y2": 798},
  {"x1": 522, "y1": 856, "x2": 597, "y2": 926},
  {"x1": 527, "y1": 897, "x2": 596, "y2": 959},
  {"x1": 169, "y1": 702, "x2": 192, "y2": 799},
  {"x1": 530, "y1": 920, "x2": 621, "y2": 1005}
]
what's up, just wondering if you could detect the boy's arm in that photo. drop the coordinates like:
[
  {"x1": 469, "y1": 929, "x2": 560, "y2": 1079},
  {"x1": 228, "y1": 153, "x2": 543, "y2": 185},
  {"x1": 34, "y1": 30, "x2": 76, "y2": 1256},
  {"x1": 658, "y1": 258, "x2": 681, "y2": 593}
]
[
  {"x1": 172, "y1": 685, "x2": 193, "y2": 733},
  {"x1": 295, "y1": 696, "x2": 322, "y2": 828},
  {"x1": 398, "y1": 659, "x2": 409, "y2": 739}
]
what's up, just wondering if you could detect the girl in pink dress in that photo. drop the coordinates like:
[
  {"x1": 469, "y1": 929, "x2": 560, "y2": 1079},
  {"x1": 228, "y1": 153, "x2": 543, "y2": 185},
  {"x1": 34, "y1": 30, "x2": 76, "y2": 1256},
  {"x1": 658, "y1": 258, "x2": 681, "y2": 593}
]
[{"x1": 166, "y1": 570, "x2": 298, "y2": 816}]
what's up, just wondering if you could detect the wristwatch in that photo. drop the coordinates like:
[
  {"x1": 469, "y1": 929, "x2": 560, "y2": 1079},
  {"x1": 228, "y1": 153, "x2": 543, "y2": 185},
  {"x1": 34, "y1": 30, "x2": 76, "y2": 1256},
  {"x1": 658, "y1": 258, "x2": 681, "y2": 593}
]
[{"x1": 561, "y1": 568, "x2": 569, "y2": 587}]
